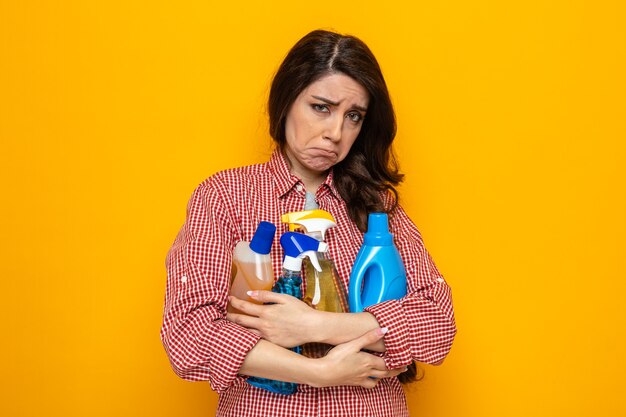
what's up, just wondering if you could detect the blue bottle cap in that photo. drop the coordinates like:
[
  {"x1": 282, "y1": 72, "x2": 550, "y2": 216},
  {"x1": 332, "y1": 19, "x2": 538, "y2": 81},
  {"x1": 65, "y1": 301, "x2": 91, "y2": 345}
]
[
  {"x1": 249, "y1": 221, "x2": 276, "y2": 254},
  {"x1": 363, "y1": 213, "x2": 393, "y2": 246}
]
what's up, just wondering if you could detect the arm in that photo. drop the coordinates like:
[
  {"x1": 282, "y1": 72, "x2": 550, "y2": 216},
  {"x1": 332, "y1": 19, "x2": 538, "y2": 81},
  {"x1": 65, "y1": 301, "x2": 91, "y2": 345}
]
[
  {"x1": 228, "y1": 292, "x2": 386, "y2": 352},
  {"x1": 160, "y1": 179, "x2": 261, "y2": 393},
  {"x1": 238, "y1": 328, "x2": 406, "y2": 388}
]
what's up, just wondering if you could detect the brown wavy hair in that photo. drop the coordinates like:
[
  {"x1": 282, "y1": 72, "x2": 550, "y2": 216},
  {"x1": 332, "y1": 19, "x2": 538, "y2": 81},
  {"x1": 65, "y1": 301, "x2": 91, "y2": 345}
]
[{"x1": 268, "y1": 29, "x2": 421, "y2": 384}]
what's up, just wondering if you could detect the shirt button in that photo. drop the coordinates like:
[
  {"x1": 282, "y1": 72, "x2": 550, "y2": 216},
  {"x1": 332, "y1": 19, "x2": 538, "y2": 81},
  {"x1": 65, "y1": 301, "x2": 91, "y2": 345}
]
[
  {"x1": 436, "y1": 277, "x2": 445, "y2": 283},
  {"x1": 181, "y1": 275, "x2": 188, "y2": 283},
  {"x1": 296, "y1": 184, "x2": 303, "y2": 192}
]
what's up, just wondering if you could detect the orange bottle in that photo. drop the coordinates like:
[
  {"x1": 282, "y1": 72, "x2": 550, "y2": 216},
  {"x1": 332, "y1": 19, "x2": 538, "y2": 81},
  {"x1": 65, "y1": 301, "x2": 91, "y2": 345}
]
[{"x1": 227, "y1": 221, "x2": 276, "y2": 314}]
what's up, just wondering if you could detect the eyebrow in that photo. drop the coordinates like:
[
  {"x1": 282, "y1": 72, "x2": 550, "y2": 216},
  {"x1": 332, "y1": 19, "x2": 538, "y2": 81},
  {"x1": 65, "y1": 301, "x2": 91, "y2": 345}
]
[{"x1": 311, "y1": 95, "x2": 368, "y2": 112}]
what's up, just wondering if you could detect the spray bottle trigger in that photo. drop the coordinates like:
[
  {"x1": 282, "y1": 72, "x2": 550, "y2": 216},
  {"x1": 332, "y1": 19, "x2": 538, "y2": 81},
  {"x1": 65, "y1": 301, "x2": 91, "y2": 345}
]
[{"x1": 302, "y1": 251, "x2": 322, "y2": 272}]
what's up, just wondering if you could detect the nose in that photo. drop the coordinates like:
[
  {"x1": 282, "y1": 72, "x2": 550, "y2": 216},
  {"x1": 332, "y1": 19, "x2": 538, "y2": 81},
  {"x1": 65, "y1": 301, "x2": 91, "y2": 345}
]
[{"x1": 323, "y1": 114, "x2": 343, "y2": 143}]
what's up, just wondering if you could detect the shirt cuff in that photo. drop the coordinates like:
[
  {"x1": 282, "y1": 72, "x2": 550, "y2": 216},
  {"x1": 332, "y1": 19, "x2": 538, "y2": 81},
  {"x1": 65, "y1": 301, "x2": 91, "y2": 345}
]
[
  {"x1": 365, "y1": 300, "x2": 413, "y2": 369},
  {"x1": 207, "y1": 319, "x2": 261, "y2": 393}
]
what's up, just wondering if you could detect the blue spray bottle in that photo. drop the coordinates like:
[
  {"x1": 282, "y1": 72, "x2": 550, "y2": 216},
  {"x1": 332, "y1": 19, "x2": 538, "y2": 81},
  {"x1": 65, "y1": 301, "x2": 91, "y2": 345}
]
[
  {"x1": 348, "y1": 213, "x2": 407, "y2": 312},
  {"x1": 281, "y1": 209, "x2": 349, "y2": 358},
  {"x1": 247, "y1": 232, "x2": 326, "y2": 395}
]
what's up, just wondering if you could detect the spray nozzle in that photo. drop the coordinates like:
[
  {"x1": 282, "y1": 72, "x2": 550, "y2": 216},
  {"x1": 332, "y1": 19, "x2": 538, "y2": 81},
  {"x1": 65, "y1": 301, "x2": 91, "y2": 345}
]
[
  {"x1": 281, "y1": 209, "x2": 336, "y2": 241},
  {"x1": 280, "y1": 232, "x2": 328, "y2": 272}
]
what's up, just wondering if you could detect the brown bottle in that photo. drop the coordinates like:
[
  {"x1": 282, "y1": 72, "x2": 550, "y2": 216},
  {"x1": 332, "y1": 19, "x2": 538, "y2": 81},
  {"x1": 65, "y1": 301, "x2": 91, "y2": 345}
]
[{"x1": 301, "y1": 252, "x2": 349, "y2": 358}]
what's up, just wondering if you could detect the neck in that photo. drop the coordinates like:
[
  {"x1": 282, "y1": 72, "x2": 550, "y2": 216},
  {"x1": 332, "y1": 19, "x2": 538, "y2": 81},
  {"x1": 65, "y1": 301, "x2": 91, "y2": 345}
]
[{"x1": 297, "y1": 172, "x2": 326, "y2": 193}]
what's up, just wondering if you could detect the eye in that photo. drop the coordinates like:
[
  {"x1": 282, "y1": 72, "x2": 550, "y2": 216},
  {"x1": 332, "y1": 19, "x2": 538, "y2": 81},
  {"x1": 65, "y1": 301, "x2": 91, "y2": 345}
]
[
  {"x1": 312, "y1": 104, "x2": 330, "y2": 113},
  {"x1": 346, "y1": 112, "x2": 363, "y2": 123}
]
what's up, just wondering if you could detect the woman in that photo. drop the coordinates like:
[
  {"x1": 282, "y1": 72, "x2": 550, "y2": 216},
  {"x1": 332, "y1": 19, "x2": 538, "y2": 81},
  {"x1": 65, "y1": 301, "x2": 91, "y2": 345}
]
[{"x1": 161, "y1": 29, "x2": 456, "y2": 417}]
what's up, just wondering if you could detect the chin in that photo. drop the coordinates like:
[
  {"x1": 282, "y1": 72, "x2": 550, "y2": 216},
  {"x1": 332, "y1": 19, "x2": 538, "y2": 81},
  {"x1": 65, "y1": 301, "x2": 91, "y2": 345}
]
[
  {"x1": 308, "y1": 162, "x2": 335, "y2": 173},
  {"x1": 304, "y1": 157, "x2": 336, "y2": 172}
]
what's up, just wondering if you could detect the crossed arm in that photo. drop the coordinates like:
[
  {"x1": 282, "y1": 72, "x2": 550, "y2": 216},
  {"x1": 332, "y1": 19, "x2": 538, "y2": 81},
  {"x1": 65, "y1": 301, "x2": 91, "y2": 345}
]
[{"x1": 227, "y1": 291, "x2": 407, "y2": 388}]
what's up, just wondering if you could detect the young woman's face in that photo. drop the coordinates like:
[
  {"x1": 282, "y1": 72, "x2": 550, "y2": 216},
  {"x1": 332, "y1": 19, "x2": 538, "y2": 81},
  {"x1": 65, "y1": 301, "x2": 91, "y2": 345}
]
[{"x1": 284, "y1": 72, "x2": 369, "y2": 181}]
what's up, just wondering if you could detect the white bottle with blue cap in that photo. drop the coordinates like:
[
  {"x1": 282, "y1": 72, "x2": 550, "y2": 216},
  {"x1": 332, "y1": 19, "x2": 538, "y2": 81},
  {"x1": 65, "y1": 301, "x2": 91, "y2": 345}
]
[
  {"x1": 228, "y1": 221, "x2": 276, "y2": 314},
  {"x1": 348, "y1": 213, "x2": 407, "y2": 312}
]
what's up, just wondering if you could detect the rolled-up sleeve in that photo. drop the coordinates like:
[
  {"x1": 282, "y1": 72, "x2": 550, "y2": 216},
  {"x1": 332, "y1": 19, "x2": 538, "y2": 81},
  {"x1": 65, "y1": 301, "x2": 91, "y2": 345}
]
[
  {"x1": 160, "y1": 178, "x2": 261, "y2": 393},
  {"x1": 364, "y1": 205, "x2": 456, "y2": 369}
]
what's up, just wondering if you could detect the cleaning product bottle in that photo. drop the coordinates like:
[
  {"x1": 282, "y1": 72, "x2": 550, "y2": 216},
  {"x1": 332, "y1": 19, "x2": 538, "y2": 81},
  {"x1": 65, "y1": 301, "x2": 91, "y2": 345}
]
[
  {"x1": 281, "y1": 209, "x2": 349, "y2": 358},
  {"x1": 348, "y1": 213, "x2": 407, "y2": 312},
  {"x1": 247, "y1": 232, "x2": 326, "y2": 395},
  {"x1": 228, "y1": 221, "x2": 276, "y2": 315}
]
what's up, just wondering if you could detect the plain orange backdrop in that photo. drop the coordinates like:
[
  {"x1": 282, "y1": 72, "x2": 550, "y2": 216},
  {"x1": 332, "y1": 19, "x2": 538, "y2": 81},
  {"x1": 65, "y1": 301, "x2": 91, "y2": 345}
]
[{"x1": 1, "y1": 1, "x2": 625, "y2": 416}]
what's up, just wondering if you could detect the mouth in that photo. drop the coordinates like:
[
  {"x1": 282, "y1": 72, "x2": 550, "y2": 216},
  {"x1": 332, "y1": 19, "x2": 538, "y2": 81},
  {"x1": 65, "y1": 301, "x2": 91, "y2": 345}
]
[{"x1": 310, "y1": 148, "x2": 337, "y2": 158}]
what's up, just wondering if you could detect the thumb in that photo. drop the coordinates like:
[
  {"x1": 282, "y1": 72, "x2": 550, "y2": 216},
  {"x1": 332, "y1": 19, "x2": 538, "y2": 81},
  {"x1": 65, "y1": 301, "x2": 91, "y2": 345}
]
[{"x1": 348, "y1": 327, "x2": 388, "y2": 351}]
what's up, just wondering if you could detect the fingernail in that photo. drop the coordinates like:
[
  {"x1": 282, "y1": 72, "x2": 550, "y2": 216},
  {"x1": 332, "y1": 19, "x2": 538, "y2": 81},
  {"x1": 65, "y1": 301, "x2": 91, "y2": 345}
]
[
  {"x1": 377, "y1": 327, "x2": 388, "y2": 336},
  {"x1": 247, "y1": 290, "x2": 257, "y2": 297}
]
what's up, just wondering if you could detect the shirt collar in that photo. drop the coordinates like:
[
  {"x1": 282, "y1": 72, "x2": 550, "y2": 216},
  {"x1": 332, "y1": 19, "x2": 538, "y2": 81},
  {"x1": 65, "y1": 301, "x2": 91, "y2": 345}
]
[
  {"x1": 268, "y1": 149, "x2": 341, "y2": 200},
  {"x1": 320, "y1": 168, "x2": 341, "y2": 200}
]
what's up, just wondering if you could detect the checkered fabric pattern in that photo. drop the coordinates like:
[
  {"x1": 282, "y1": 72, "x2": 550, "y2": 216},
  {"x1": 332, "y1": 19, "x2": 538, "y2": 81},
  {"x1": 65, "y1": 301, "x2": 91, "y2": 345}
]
[{"x1": 161, "y1": 150, "x2": 456, "y2": 417}]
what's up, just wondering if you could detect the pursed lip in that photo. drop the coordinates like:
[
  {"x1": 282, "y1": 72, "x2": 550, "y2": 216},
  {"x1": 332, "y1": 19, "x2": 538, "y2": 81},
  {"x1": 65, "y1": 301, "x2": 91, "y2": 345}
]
[{"x1": 309, "y1": 147, "x2": 337, "y2": 157}]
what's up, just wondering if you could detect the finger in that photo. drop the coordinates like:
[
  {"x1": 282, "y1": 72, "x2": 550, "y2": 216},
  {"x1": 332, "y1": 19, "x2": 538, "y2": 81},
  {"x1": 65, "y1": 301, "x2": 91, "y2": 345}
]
[
  {"x1": 370, "y1": 366, "x2": 407, "y2": 379},
  {"x1": 247, "y1": 290, "x2": 293, "y2": 304},
  {"x1": 360, "y1": 377, "x2": 379, "y2": 389},
  {"x1": 247, "y1": 328, "x2": 262, "y2": 337},
  {"x1": 226, "y1": 312, "x2": 262, "y2": 330},
  {"x1": 361, "y1": 354, "x2": 408, "y2": 379},
  {"x1": 366, "y1": 355, "x2": 390, "y2": 372},
  {"x1": 347, "y1": 327, "x2": 388, "y2": 352},
  {"x1": 228, "y1": 296, "x2": 265, "y2": 316}
]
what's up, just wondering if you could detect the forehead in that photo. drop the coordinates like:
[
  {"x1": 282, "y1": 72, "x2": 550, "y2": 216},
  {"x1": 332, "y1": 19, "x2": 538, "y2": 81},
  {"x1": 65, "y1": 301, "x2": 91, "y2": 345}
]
[{"x1": 301, "y1": 73, "x2": 369, "y2": 106}]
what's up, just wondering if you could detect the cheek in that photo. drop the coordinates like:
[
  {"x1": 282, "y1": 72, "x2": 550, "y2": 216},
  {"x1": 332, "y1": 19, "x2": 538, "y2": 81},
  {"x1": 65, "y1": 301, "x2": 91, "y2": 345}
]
[
  {"x1": 284, "y1": 111, "x2": 313, "y2": 146},
  {"x1": 284, "y1": 121, "x2": 301, "y2": 152},
  {"x1": 340, "y1": 129, "x2": 361, "y2": 154}
]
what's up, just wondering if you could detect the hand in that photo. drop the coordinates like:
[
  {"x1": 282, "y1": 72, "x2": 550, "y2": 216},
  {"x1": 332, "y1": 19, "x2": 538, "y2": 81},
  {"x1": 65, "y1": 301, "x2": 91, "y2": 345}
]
[
  {"x1": 227, "y1": 290, "x2": 318, "y2": 348},
  {"x1": 310, "y1": 328, "x2": 408, "y2": 389}
]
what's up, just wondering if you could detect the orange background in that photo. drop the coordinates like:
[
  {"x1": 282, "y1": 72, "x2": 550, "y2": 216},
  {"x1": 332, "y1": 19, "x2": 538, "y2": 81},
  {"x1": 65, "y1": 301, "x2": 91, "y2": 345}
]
[{"x1": 1, "y1": 1, "x2": 625, "y2": 416}]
